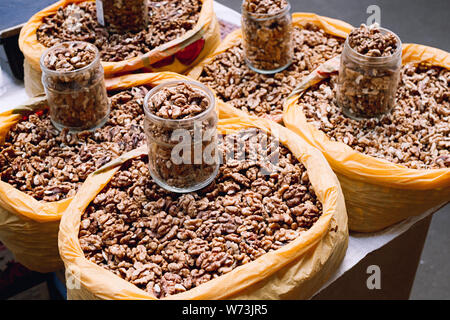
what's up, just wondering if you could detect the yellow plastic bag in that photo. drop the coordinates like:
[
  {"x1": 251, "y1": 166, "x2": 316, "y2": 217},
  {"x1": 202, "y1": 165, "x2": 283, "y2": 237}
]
[
  {"x1": 19, "y1": 0, "x2": 221, "y2": 96},
  {"x1": 0, "y1": 72, "x2": 187, "y2": 272},
  {"x1": 283, "y1": 44, "x2": 450, "y2": 232},
  {"x1": 188, "y1": 13, "x2": 353, "y2": 123},
  {"x1": 0, "y1": 96, "x2": 69, "y2": 272},
  {"x1": 59, "y1": 116, "x2": 348, "y2": 300}
]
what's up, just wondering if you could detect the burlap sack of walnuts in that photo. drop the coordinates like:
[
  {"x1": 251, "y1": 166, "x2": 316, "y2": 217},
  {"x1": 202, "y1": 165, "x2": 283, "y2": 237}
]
[
  {"x1": 0, "y1": 72, "x2": 189, "y2": 273},
  {"x1": 188, "y1": 13, "x2": 353, "y2": 123},
  {"x1": 283, "y1": 44, "x2": 450, "y2": 232},
  {"x1": 19, "y1": 0, "x2": 220, "y2": 97},
  {"x1": 58, "y1": 116, "x2": 348, "y2": 300}
]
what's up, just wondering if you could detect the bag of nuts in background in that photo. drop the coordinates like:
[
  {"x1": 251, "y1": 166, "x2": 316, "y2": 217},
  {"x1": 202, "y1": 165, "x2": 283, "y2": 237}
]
[
  {"x1": 58, "y1": 116, "x2": 348, "y2": 300},
  {"x1": 19, "y1": 0, "x2": 220, "y2": 97},
  {"x1": 283, "y1": 43, "x2": 450, "y2": 232},
  {"x1": 0, "y1": 96, "x2": 67, "y2": 273},
  {"x1": 0, "y1": 72, "x2": 189, "y2": 273},
  {"x1": 188, "y1": 12, "x2": 353, "y2": 123}
]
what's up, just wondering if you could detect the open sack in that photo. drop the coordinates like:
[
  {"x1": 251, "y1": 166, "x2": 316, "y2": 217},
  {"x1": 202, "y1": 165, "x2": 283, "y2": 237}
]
[
  {"x1": 58, "y1": 116, "x2": 348, "y2": 300},
  {"x1": 0, "y1": 72, "x2": 189, "y2": 273},
  {"x1": 19, "y1": 0, "x2": 220, "y2": 97},
  {"x1": 283, "y1": 44, "x2": 450, "y2": 232},
  {"x1": 188, "y1": 13, "x2": 353, "y2": 123}
]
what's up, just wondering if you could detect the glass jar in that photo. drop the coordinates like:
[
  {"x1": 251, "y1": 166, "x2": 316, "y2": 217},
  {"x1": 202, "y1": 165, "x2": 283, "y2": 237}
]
[
  {"x1": 143, "y1": 80, "x2": 219, "y2": 193},
  {"x1": 40, "y1": 41, "x2": 110, "y2": 132},
  {"x1": 336, "y1": 27, "x2": 402, "y2": 119},
  {"x1": 0, "y1": 65, "x2": 6, "y2": 97},
  {"x1": 96, "y1": 0, "x2": 148, "y2": 33},
  {"x1": 241, "y1": 0, "x2": 293, "y2": 74}
]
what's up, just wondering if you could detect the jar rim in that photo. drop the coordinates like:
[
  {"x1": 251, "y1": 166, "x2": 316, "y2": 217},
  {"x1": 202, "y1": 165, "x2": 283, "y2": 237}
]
[
  {"x1": 40, "y1": 41, "x2": 101, "y2": 76},
  {"x1": 242, "y1": 1, "x2": 291, "y2": 21},
  {"x1": 143, "y1": 80, "x2": 216, "y2": 124},
  {"x1": 344, "y1": 26, "x2": 402, "y2": 63}
]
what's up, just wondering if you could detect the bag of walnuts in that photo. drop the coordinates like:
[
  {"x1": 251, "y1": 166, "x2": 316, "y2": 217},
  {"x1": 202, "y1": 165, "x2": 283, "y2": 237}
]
[
  {"x1": 0, "y1": 96, "x2": 67, "y2": 272},
  {"x1": 283, "y1": 43, "x2": 450, "y2": 232},
  {"x1": 58, "y1": 117, "x2": 348, "y2": 300},
  {"x1": 19, "y1": 0, "x2": 220, "y2": 96},
  {"x1": 188, "y1": 13, "x2": 353, "y2": 123},
  {"x1": 0, "y1": 72, "x2": 189, "y2": 273}
]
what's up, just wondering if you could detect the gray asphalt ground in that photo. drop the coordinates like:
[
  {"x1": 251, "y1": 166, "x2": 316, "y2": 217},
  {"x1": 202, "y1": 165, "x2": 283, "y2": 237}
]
[{"x1": 220, "y1": 0, "x2": 450, "y2": 300}]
